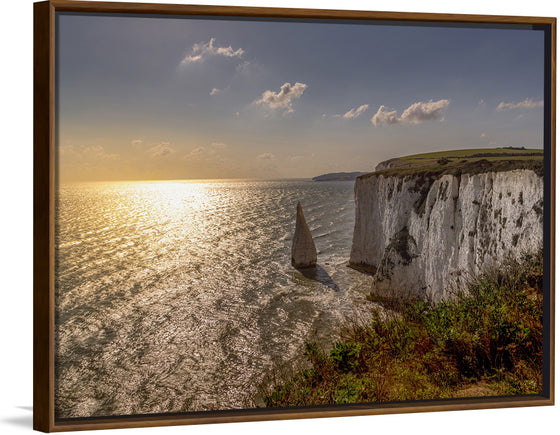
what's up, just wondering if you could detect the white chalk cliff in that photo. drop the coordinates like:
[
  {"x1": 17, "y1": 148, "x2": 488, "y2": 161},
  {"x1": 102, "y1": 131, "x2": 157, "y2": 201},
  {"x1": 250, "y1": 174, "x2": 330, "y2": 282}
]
[
  {"x1": 292, "y1": 202, "x2": 317, "y2": 268},
  {"x1": 350, "y1": 169, "x2": 543, "y2": 302}
]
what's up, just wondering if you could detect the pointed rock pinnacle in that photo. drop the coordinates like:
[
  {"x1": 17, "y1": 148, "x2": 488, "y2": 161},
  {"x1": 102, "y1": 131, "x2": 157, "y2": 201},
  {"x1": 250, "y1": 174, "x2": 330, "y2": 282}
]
[{"x1": 291, "y1": 201, "x2": 317, "y2": 268}]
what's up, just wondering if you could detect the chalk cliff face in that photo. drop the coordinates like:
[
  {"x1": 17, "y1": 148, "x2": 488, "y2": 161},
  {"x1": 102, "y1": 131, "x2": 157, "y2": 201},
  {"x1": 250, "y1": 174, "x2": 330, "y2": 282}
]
[{"x1": 350, "y1": 169, "x2": 543, "y2": 302}]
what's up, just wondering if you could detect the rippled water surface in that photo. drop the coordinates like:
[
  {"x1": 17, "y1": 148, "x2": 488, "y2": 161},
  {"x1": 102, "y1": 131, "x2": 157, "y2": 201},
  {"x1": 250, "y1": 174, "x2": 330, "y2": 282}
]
[{"x1": 55, "y1": 179, "x2": 374, "y2": 418}]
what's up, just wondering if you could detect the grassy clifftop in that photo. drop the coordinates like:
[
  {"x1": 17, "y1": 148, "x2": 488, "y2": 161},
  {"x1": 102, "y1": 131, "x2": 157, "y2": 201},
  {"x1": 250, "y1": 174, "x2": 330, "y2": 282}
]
[{"x1": 362, "y1": 148, "x2": 544, "y2": 179}]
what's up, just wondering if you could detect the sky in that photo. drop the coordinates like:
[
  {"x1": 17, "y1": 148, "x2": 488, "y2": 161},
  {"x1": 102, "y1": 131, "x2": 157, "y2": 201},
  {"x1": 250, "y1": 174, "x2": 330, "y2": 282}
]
[{"x1": 56, "y1": 12, "x2": 546, "y2": 182}]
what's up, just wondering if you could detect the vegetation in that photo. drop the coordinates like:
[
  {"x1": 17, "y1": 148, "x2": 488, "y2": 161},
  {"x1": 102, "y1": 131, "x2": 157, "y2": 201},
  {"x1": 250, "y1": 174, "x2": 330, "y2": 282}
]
[
  {"x1": 263, "y1": 252, "x2": 543, "y2": 407},
  {"x1": 362, "y1": 148, "x2": 544, "y2": 180},
  {"x1": 383, "y1": 227, "x2": 417, "y2": 266}
]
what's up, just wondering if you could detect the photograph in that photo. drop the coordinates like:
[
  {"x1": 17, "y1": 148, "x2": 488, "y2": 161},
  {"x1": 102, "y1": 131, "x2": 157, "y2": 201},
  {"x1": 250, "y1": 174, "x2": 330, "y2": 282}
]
[
  {"x1": 52, "y1": 3, "x2": 550, "y2": 420},
  {"x1": 0, "y1": 1, "x2": 556, "y2": 435}
]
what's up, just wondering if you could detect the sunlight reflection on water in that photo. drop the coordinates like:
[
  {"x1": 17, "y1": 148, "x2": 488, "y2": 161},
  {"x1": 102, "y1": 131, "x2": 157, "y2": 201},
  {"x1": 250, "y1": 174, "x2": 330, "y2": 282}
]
[{"x1": 55, "y1": 179, "x2": 375, "y2": 418}]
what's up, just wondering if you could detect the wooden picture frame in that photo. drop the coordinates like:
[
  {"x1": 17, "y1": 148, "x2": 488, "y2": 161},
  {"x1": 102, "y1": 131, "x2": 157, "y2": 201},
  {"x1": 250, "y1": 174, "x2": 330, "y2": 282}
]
[{"x1": 34, "y1": 1, "x2": 556, "y2": 432}]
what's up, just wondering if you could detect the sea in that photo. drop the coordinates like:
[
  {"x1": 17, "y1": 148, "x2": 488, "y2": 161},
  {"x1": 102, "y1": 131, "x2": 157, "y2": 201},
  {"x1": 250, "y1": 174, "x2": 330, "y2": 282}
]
[{"x1": 55, "y1": 179, "x2": 376, "y2": 418}]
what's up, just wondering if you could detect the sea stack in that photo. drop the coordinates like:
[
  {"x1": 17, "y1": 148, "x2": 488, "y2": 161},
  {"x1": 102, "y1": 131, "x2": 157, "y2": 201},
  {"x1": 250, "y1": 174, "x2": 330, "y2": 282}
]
[{"x1": 291, "y1": 202, "x2": 317, "y2": 268}]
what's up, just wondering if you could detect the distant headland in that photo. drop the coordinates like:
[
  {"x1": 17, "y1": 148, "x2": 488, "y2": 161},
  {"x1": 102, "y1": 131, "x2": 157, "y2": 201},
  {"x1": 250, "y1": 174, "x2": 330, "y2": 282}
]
[{"x1": 312, "y1": 171, "x2": 368, "y2": 182}]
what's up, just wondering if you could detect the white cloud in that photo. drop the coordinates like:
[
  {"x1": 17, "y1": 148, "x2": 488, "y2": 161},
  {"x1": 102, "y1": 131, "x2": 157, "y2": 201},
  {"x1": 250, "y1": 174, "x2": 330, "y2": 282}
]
[
  {"x1": 148, "y1": 142, "x2": 176, "y2": 157},
  {"x1": 131, "y1": 139, "x2": 143, "y2": 146},
  {"x1": 210, "y1": 88, "x2": 220, "y2": 95},
  {"x1": 255, "y1": 82, "x2": 307, "y2": 114},
  {"x1": 257, "y1": 153, "x2": 275, "y2": 160},
  {"x1": 496, "y1": 98, "x2": 543, "y2": 111},
  {"x1": 371, "y1": 99, "x2": 450, "y2": 126},
  {"x1": 400, "y1": 99, "x2": 450, "y2": 124},
  {"x1": 181, "y1": 38, "x2": 244, "y2": 64},
  {"x1": 335, "y1": 104, "x2": 369, "y2": 119},
  {"x1": 371, "y1": 105, "x2": 400, "y2": 126},
  {"x1": 343, "y1": 104, "x2": 369, "y2": 119}
]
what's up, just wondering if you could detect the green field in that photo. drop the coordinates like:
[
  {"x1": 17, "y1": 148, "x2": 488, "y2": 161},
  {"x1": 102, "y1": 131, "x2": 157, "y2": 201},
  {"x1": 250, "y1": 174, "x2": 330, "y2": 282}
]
[{"x1": 364, "y1": 147, "x2": 544, "y2": 179}]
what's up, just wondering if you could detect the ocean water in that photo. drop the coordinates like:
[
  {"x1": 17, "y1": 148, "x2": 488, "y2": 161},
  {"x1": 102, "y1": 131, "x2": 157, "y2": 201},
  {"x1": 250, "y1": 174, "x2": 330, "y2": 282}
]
[{"x1": 55, "y1": 179, "x2": 375, "y2": 418}]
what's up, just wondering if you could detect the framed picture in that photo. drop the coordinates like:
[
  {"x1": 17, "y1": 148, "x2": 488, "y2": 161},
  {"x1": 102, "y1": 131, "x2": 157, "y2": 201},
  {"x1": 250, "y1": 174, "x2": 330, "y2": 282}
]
[{"x1": 33, "y1": 0, "x2": 555, "y2": 432}]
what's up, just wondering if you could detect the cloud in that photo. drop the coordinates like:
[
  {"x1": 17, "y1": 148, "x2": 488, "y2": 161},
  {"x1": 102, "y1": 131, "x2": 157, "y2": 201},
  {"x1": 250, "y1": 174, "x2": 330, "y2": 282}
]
[
  {"x1": 181, "y1": 38, "x2": 244, "y2": 64},
  {"x1": 60, "y1": 144, "x2": 119, "y2": 161},
  {"x1": 334, "y1": 104, "x2": 369, "y2": 119},
  {"x1": 257, "y1": 153, "x2": 275, "y2": 160},
  {"x1": 148, "y1": 142, "x2": 176, "y2": 157},
  {"x1": 131, "y1": 139, "x2": 143, "y2": 146},
  {"x1": 400, "y1": 99, "x2": 450, "y2": 124},
  {"x1": 371, "y1": 106, "x2": 400, "y2": 126},
  {"x1": 343, "y1": 104, "x2": 369, "y2": 119},
  {"x1": 496, "y1": 98, "x2": 543, "y2": 111},
  {"x1": 210, "y1": 142, "x2": 228, "y2": 149},
  {"x1": 255, "y1": 82, "x2": 307, "y2": 114},
  {"x1": 209, "y1": 88, "x2": 220, "y2": 95},
  {"x1": 371, "y1": 99, "x2": 450, "y2": 126},
  {"x1": 480, "y1": 133, "x2": 487, "y2": 138},
  {"x1": 184, "y1": 142, "x2": 227, "y2": 161},
  {"x1": 188, "y1": 147, "x2": 205, "y2": 157}
]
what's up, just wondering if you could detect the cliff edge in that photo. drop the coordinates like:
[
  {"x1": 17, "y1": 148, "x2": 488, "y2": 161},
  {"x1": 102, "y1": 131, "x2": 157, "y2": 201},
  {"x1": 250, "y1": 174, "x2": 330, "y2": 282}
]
[{"x1": 350, "y1": 149, "x2": 544, "y2": 302}]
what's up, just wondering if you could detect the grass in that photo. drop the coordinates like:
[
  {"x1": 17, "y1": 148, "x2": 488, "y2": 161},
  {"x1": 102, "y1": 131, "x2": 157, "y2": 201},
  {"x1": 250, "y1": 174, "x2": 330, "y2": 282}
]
[
  {"x1": 263, "y1": 251, "x2": 543, "y2": 407},
  {"x1": 392, "y1": 147, "x2": 542, "y2": 162},
  {"x1": 361, "y1": 148, "x2": 544, "y2": 180}
]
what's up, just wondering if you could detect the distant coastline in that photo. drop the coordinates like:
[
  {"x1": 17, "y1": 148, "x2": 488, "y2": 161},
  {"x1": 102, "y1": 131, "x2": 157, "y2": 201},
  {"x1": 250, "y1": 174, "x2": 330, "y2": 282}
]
[{"x1": 312, "y1": 172, "x2": 368, "y2": 182}]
